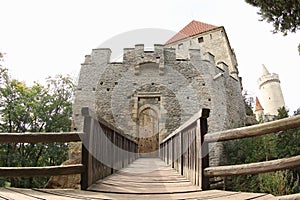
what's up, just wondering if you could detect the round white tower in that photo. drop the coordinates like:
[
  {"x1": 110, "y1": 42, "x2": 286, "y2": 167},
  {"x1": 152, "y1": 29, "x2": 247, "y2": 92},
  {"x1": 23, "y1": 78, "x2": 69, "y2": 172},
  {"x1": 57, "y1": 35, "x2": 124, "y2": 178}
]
[{"x1": 258, "y1": 64, "x2": 285, "y2": 116}]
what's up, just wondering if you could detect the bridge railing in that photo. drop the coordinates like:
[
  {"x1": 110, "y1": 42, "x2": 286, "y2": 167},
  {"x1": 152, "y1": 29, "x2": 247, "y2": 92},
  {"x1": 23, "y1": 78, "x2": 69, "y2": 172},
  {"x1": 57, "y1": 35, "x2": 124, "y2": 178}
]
[
  {"x1": 160, "y1": 108, "x2": 210, "y2": 189},
  {"x1": 203, "y1": 115, "x2": 300, "y2": 178},
  {"x1": 80, "y1": 107, "x2": 138, "y2": 190},
  {"x1": 0, "y1": 132, "x2": 84, "y2": 177},
  {"x1": 160, "y1": 109, "x2": 300, "y2": 190},
  {"x1": 0, "y1": 107, "x2": 138, "y2": 190}
]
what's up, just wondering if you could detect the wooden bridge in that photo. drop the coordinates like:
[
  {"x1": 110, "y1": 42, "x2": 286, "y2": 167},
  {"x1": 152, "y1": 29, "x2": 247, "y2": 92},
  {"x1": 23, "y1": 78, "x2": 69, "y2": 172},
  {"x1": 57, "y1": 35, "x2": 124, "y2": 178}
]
[{"x1": 1, "y1": 107, "x2": 300, "y2": 199}]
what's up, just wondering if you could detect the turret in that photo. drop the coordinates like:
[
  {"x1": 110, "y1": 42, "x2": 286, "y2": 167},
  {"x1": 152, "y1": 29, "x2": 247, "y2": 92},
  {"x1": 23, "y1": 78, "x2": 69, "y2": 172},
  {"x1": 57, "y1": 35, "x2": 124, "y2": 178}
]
[
  {"x1": 254, "y1": 97, "x2": 264, "y2": 121},
  {"x1": 258, "y1": 64, "x2": 285, "y2": 116}
]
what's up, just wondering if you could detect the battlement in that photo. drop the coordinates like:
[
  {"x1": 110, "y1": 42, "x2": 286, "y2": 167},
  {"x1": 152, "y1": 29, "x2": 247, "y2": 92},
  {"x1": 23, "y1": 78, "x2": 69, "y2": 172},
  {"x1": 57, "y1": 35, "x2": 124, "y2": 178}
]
[
  {"x1": 80, "y1": 44, "x2": 238, "y2": 81},
  {"x1": 258, "y1": 73, "x2": 280, "y2": 88},
  {"x1": 85, "y1": 44, "x2": 224, "y2": 65}
]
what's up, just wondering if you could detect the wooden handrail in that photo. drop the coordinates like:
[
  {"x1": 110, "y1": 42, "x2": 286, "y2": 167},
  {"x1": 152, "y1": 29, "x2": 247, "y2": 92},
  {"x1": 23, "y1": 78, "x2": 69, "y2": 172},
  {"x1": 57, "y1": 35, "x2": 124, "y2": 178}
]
[
  {"x1": 0, "y1": 107, "x2": 138, "y2": 186},
  {"x1": 160, "y1": 112, "x2": 300, "y2": 190},
  {"x1": 204, "y1": 155, "x2": 300, "y2": 177},
  {"x1": 161, "y1": 108, "x2": 210, "y2": 143},
  {"x1": 160, "y1": 108, "x2": 210, "y2": 190},
  {"x1": 0, "y1": 132, "x2": 84, "y2": 143},
  {"x1": 81, "y1": 107, "x2": 138, "y2": 190},
  {"x1": 0, "y1": 132, "x2": 84, "y2": 177},
  {"x1": 204, "y1": 115, "x2": 300, "y2": 143},
  {"x1": 82, "y1": 107, "x2": 137, "y2": 144},
  {"x1": 0, "y1": 164, "x2": 84, "y2": 177}
]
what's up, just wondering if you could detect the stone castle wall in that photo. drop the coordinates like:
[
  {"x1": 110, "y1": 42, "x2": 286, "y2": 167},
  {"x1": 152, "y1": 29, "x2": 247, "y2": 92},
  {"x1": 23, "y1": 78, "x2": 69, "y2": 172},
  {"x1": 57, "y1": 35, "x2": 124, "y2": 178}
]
[
  {"x1": 72, "y1": 44, "x2": 246, "y2": 166},
  {"x1": 165, "y1": 27, "x2": 239, "y2": 80}
]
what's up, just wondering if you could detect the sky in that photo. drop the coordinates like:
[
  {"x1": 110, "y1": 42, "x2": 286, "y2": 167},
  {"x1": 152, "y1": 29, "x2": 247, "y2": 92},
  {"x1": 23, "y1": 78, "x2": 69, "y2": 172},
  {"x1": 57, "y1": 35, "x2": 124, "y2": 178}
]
[{"x1": 0, "y1": 0, "x2": 299, "y2": 113}]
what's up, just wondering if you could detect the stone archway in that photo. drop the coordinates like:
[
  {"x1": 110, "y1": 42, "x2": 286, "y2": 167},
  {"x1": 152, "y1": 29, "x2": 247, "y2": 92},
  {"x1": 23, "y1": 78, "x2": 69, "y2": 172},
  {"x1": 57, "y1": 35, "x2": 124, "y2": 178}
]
[{"x1": 138, "y1": 105, "x2": 160, "y2": 157}]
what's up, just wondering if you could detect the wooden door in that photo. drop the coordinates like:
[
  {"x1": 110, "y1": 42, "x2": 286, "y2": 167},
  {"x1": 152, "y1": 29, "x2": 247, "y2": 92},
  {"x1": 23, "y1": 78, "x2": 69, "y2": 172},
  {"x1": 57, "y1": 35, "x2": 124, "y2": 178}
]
[{"x1": 138, "y1": 108, "x2": 159, "y2": 157}]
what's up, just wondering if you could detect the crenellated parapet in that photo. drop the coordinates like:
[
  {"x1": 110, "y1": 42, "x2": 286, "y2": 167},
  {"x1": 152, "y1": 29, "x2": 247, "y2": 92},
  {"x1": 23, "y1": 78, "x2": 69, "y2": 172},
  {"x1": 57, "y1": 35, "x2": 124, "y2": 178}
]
[
  {"x1": 73, "y1": 43, "x2": 245, "y2": 165},
  {"x1": 258, "y1": 73, "x2": 280, "y2": 89},
  {"x1": 80, "y1": 44, "x2": 239, "y2": 84}
]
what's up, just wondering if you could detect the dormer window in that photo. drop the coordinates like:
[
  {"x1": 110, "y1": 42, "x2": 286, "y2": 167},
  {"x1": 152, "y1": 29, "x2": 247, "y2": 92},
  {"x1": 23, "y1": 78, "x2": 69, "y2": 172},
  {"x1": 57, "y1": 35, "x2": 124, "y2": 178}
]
[
  {"x1": 178, "y1": 43, "x2": 183, "y2": 49},
  {"x1": 198, "y1": 37, "x2": 204, "y2": 43}
]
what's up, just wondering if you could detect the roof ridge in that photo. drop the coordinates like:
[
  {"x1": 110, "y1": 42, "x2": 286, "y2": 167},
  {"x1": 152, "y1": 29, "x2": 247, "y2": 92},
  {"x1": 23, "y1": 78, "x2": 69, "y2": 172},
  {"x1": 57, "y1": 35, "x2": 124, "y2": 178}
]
[{"x1": 165, "y1": 20, "x2": 220, "y2": 45}]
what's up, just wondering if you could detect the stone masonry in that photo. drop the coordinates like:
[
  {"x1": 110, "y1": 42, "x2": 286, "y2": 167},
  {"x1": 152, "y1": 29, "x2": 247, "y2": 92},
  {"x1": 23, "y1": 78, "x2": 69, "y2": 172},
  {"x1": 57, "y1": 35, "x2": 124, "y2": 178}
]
[
  {"x1": 72, "y1": 21, "x2": 246, "y2": 165},
  {"x1": 73, "y1": 45, "x2": 246, "y2": 165}
]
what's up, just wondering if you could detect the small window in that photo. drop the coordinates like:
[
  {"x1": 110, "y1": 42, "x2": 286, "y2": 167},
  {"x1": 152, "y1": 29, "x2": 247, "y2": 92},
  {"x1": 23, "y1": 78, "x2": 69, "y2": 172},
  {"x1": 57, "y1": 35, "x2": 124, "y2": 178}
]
[
  {"x1": 178, "y1": 43, "x2": 183, "y2": 49},
  {"x1": 198, "y1": 37, "x2": 204, "y2": 43},
  {"x1": 92, "y1": 87, "x2": 96, "y2": 91},
  {"x1": 210, "y1": 34, "x2": 213, "y2": 39}
]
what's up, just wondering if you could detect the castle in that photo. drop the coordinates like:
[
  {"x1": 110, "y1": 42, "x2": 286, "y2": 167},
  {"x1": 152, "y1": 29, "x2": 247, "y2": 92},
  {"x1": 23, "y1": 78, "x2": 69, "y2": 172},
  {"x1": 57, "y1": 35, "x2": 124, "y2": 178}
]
[
  {"x1": 255, "y1": 64, "x2": 285, "y2": 121},
  {"x1": 72, "y1": 20, "x2": 246, "y2": 164}
]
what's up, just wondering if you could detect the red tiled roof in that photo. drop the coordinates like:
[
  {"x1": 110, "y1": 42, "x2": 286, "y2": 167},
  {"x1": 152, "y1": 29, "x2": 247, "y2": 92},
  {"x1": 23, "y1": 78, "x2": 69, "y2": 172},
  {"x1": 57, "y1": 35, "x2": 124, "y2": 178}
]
[
  {"x1": 255, "y1": 97, "x2": 264, "y2": 111},
  {"x1": 165, "y1": 20, "x2": 219, "y2": 45}
]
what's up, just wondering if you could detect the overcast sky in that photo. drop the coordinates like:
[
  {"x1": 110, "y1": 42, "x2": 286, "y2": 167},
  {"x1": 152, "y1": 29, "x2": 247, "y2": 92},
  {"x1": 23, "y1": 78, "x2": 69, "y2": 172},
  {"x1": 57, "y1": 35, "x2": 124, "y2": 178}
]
[{"x1": 0, "y1": 0, "x2": 299, "y2": 113}]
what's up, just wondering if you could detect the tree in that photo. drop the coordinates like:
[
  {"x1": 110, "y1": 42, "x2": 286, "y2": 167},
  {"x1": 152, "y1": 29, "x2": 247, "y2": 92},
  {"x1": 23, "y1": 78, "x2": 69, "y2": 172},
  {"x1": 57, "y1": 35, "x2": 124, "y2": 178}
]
[
  {"x1": 224, "y1": 106, "x2": 300, "y2": 195},
  {"x1": 0, "y1": 65, "x2": 75, "y2": 188},
  {"x1": 245, "y1": 0, "x2": 300, "y2": 35}
]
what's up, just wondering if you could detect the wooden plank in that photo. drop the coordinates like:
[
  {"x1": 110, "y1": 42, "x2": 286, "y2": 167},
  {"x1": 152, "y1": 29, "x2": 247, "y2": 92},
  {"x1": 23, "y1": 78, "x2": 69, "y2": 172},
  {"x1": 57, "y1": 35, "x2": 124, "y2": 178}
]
[
  {"x1": 9, "y1": 188, "x2": 92, "y2": 200},
  {"x1": 88, "y1": 183, "x2": 200, "y2": 194},
  {"x1": 0, "y1": 132, "x2": 83, "y2": 143},
  {"x1": 0, "y1": 158, "x2": 276, "y2": 199},
  {"x1": 0, "y1": 188, "x2": 276, "y2": 200},
  {"x1": 0, "y1": 188, "x2": 38, "y2": 200},
  {"x1": 204, "y1": 155, "x2": 300, "y2": 177},
  {"x1": 195, "y1": 119, "x2": 201, "y2": 187},
  {"x1": 204, "y1": 115, "x2": 300, "y2": 143},
  {"x1": 277, "y1": 193, "x2": 300, "y2": 200},
  {"x1": 0, "y1": 164, "x2": 84, "y2": 177}
]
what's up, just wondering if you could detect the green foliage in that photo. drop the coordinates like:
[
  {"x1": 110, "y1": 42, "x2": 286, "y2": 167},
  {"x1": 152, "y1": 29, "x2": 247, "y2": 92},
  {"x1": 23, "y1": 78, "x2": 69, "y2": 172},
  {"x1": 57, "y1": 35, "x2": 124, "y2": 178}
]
[
  {"x1": 0, "y1": 61, "x2": 75, "y2": 188},
  {"x1": 276, "y1": 106, "x2": 289, "y2": 119},
  {"x1": 245, "y1": 0, "x2": 300, "y2": 35},
  {"x1": 258, "y1": 170, "x2": 299, "y2": 196},
  {"x1": 224, "y1": 106, "x2": 300, "y2": 195}
]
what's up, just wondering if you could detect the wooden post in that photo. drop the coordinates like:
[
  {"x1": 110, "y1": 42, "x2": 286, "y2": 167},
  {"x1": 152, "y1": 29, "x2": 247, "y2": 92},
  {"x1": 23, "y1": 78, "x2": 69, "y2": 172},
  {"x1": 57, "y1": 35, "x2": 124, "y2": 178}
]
[
  {"x1": 180, "y1": 131, "x2": 184, "y2": 176},
  {"x1": 195, "y1": 119, "x2": 201, "y2": 186},
  {"x1": 201, "y1": 108, "x2": 210, "y2": 190},
  {"x1": 111, "y1": 131, "x2": 115, "y2": 174},
  {"x1": 81, "y1": 107, "x2": 93, "y2": 190},
  {"x1": 172, "y1": 137, "x2": 175, "y2": 168}
]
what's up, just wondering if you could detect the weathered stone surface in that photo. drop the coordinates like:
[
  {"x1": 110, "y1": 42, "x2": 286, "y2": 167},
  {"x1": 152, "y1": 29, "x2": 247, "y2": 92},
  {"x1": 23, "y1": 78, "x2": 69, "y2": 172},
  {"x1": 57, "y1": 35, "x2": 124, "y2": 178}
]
[{"x1": 72, "y1": 27, "x2": 246, "y2": 167}]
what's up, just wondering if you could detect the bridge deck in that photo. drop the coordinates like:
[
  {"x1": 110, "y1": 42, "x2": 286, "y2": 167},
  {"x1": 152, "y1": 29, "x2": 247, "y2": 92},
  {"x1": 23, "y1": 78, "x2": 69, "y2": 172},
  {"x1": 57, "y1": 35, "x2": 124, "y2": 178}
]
[{"x1": 0, "y1": 158, "x2": 276, "y2": 199}]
